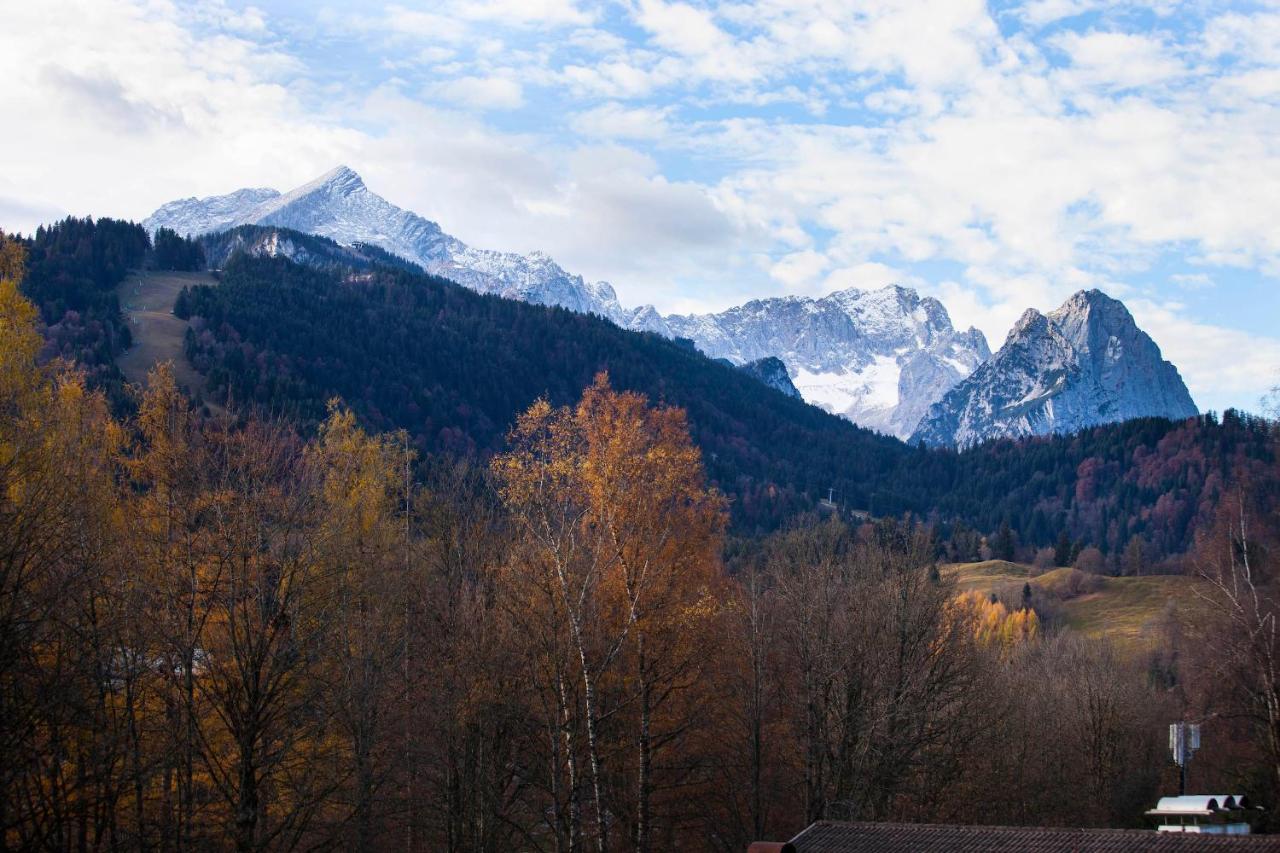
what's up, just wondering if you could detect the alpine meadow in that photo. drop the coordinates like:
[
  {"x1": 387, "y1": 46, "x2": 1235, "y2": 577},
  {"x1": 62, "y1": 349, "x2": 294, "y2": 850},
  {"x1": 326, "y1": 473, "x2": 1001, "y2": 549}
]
[{"x1": 3, "y1": 2, "x2": 1280, "y2": 852}]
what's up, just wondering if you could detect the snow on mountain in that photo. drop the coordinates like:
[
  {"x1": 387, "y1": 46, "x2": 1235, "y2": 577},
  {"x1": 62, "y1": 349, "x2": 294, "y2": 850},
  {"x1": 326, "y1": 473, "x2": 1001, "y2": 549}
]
[
  {"x1": 627, "y1": 285, "x2": 991, "y2": 438},
  {"x1": 143, "y1": 166, "x2": 993, "y2": 436},
  {"x1": 143, "y1": 166, "x2": 626, "y2": 320},
  {"x1": 910, "y1": 289, "x2": 1198, "y2": 449},
  {"x1": 147, "y1": 169, "x2": 1191, "y2": 445},
  {"x1": 739, "y1": 356, "x2": 802, "y2": 399},
  {"x1": 144, "y1": 186, "x2": 280, "y2": 237}
]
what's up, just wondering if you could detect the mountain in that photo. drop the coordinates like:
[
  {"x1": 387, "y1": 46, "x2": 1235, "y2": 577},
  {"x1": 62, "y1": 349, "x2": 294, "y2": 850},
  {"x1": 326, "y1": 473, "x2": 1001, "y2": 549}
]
[
  {"x1": 739, "y1": 356, "x2": 801, "y2": 399},
  {"x1": 631, "y1": 285, "x2": 990, "y2": 438},
  {"x1": 146, "y1": 169, "x2": 1204, "y2": 446},
  {"x1": 177, "y1": 235, "x2": 925, "y2": 530},
  {"x1": 910, "y1": 290, "x2": 1198, "y2": 448},
  {"x1": 143, "y1": 166, "x2": 628, "y2": 320},
  {"x1": 144, "y1": 168, "x2": 993, "y2": 435},
  {"x1": 169, "y1": 226, "x2": 1270, "y2": 556}
]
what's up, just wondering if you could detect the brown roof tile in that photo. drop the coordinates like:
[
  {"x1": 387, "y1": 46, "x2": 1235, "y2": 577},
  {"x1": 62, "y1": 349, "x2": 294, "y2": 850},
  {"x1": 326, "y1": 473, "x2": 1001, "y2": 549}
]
[{"x1": 788, "y1": 821, "x2": 1280, "y2": 852}]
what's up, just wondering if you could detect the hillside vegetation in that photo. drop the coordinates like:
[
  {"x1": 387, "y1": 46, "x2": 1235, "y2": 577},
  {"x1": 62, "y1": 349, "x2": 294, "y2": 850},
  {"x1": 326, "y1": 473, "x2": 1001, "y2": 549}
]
[
  {"x1": 176, "y1": 226, "x2": 1277, "y2": 548},
  {"x1": 116, "y1": 269, "x2": 217, "y2": 394},
  {"x1": 942, "y1": 560, "x2": 1201, "y2": 649},
  {"x1": 10, "y1": 218, "x2": 1278, "y2": 552},
  {"x1": 4, "y1": 227, "x2": 1280, "y2": 847}
]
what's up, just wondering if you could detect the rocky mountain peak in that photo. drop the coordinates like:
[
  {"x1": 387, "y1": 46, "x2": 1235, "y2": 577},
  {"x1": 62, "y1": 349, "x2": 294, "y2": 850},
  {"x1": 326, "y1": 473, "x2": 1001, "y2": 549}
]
[
  {"x1": 910, "y1": 289, "x2": 1196, "y2": 449},
  {"x1": 739, "y1": 356, "x2": 802, "y2": 399},
  {"x1": 639, "y1": 282, "x2": 991, "y2": 438},
  {"x1": 143, "y1": 169, "x2": 1198, "y2": 447},
  {"x1": 1008, "y1": 307, "x2": 1049, "y2": 340},
  {"x1": 297, "y1": 165, "x2": 365, "y2": 197}
]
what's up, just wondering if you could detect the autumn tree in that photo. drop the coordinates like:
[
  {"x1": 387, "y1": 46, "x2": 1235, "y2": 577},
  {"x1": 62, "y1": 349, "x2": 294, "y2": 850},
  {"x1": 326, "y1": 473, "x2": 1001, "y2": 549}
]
[
  {"x1": 768, "y1": 517, "x2": 985, "y2": 824},
  {"x1": 492, "y1": 374, "x2": 727, "y2": 852},
  {"x1": 1191, "y1": 479, "x2": 1280, "y2": 802},
  {"x1": 192, "y1": 418, "x2": 340, "y2": 851},
  {"x1": 309, "y1": 402, "x2": 411, "y2": 848}
]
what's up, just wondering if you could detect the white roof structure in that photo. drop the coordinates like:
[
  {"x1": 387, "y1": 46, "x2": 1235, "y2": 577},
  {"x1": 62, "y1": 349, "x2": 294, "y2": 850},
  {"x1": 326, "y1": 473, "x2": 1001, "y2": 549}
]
[{"x1": 1147, "y1": 795, "x2": 1255, "y2": 817}]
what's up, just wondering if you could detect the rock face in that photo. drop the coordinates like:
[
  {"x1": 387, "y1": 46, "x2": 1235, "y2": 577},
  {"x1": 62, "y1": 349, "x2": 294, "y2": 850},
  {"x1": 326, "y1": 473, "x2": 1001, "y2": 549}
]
[
  {"x1": 910, "y1": 289, "x2": 1198, "y2": 448},
  {"x1": 144, "y1": 167, "x2": 991, "y2": 437},
  {"x1": 739, "y1": 356, "x2": 802, "y2": 399},
  {"x1": 147, "y1": 169, "x2": 1194, "y2": 444},
  {"x1": 633, "y1": 285, "x2": 991, "y2": 438},
  {"x1": 143, "y1": 166, "x2": 627, "y2": 320}
]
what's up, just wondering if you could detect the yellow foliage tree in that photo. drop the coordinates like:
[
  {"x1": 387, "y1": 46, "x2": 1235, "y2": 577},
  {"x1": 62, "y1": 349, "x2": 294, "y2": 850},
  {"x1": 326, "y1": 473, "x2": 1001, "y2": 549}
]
[
  {"x1": 951, "y1": 590, "x2": 1040, "y2": 649},
  {"x1": 493, "y1": 373, "x2": 727, "y2": 852}
]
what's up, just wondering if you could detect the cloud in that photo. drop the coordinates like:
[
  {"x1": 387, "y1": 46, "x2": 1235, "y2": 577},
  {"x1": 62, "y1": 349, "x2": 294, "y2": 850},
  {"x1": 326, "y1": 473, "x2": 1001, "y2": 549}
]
[
  {"x1": 447, "y1": 0, "x2": 594, "y2": 28},
  {"x1": 0, "y1": 195, "x2": 65, "y2": 237},
  {"x1": 431, "y1": 74, "x2": 524, "y2": 109},
  {"x1": 2, "y1": 0, "x2": 1278, "y2": 410},
  {"x1": 1051, "y1": 31, "x2": 1186, "y2": 90},
  {"x1": 570, "y1": 103, "x2": 674, "y2": 140},
  {"x1": 1127, "y1": 298, "x2": 1280, "y2": 414},
  {"x1": 769, "y1": 250, "x2": 830, "y2": 293},
  {"x1": 0, "y1": 0, "x2": 361, "y2": 223},
  {"x1": 39, "y1": 65, "x2": 184, "y2": 134}
]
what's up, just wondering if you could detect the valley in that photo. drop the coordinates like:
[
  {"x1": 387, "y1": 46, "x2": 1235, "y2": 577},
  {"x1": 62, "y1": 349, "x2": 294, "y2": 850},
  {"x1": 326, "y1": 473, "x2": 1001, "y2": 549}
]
[{"x1": 5, "y1": 2, "x2": 1279, "y2": 847}]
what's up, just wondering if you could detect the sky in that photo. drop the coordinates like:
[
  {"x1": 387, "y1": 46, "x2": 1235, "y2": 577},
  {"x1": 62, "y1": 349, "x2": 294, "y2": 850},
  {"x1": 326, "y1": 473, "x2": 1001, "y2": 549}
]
[{"x1": 1, "y1": 0, "x2": 1279, "y2": 414}]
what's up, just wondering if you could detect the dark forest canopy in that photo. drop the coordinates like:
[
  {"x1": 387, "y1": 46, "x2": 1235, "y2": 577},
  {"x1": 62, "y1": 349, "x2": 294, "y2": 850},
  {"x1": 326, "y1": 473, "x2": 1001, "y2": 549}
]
[
  {"x1": 152, "y1": 226, "x2": 206, "y2": 272},
  {"x1": 13, "y1": 216, "x2": 202, "y2": 406},
  {"x1": 166, "y1": 227, "x2": 1277, "y2": 557},
  {"x1": 13, "y1": 219, "x2": 1278, "y2": 557}
]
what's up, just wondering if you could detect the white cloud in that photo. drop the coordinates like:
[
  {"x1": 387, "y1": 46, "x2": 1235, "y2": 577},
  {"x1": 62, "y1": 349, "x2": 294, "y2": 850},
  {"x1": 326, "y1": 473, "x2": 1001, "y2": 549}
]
[
  {"x1": 768, "y1": 250, "x2": 829, "y2": 293},
  {"x1": 431, "y1": 74, "x2": 524, "y2": 109},
  {"x1": 1052, "y1": 31, "x2": 1186, "y2": 90},
  {"x1": 3, "y1": 0, "x2": 1279, "y2": 410},
  {"x1": 1202, "y1": 11, "x2": 1280, "y2": 65},
  {"x1": 821, "y1": 261, "x2": 906, "y2": 295},
  {"x1": 449, "y1": 0, "x2": 594, "y2": 27},
  {"x1": 0, "y1": 0, "x2": 360, "y2": 224},
  {"x1": 570, "y1": 103, "x2": 674, "y2": 140}
]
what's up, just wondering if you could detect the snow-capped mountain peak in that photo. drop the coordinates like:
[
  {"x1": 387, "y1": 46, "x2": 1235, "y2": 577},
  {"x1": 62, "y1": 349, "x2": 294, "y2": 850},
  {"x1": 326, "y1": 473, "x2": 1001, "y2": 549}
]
[
  {"x1": 143, "y1": 167, "x2": 626, "y2": 322},
  {"x1": 627, "y1": 284, "x2": 991, "y2": 438},
  {"x1": 910, "y1": 289, "x2": 1197, "y2": 448},
  {"x1": 143, "y1": 169, "x2": 1195, "y2": 445}
]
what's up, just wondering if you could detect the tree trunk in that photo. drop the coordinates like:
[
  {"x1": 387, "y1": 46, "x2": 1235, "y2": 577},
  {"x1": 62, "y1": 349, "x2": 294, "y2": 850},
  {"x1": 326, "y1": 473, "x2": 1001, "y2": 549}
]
[
  {"x1": 235, "y1": 732, "x2": 258, "y2": 853},
  {"x1": 636, "y1": 635, "x2": 651, "y2": 853}
]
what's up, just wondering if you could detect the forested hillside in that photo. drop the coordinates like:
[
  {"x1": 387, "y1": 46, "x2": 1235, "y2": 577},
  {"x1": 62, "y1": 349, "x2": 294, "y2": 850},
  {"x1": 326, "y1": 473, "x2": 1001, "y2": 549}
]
[
  {"x1": 12, "y1": 217, "x2": 206, "y2": 406},
  {"x1": 179, "y1": 245, "x2": 914, "y2": 531},
  {"x1": 7, "y1": 220, "x2": 1276, "y2": 556},
  {"x1": 4, "y1": 228, "x2": 1280, "y2": 849},
  {"x1": 174, "y1": 229, "x2": 1278, "y2": 556}
]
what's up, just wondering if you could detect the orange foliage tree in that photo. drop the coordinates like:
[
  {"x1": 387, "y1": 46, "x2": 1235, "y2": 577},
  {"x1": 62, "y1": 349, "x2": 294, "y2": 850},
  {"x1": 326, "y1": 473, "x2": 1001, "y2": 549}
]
[{"x1": 493, "y1": 373, "x2": 727, "y2": 852}]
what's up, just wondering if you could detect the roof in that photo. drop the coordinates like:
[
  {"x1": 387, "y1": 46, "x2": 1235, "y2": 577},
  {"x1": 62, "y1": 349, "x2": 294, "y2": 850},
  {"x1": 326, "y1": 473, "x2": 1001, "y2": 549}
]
[
  {"x1": 788, "y1": 821, "x2": 1280, "y2": 852},
  {"x1": 1150, "y1": 796, "x2": 1255, "y2": 816}
]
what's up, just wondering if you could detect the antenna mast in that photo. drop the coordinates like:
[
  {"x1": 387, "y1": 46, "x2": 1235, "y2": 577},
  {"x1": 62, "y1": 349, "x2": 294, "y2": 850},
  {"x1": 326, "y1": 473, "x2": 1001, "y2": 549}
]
[{"x1": 1169, "y1": 721, "x2": 1200, "y2": 795}]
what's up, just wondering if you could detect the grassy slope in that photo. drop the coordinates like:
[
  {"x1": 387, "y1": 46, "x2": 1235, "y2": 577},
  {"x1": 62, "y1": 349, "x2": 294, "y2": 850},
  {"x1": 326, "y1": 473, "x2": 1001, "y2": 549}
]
[
  {"x1": 116, "y1": 270, "x2": 216, "y2": 393},
  {"x1": 941, "y1": 560, "x2": 1201, "y2": 649}
]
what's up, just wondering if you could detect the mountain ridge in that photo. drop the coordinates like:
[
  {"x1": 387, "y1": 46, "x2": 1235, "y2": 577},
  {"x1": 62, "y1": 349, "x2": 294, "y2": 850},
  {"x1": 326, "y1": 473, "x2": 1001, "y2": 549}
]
[
  {"x1": 144, "y1": 167, "x2": 1196, "y2": 443},
  {"x1": 911, "y1": 289, "x2": 1198, "y2": 448},
  {"x1": 142, "y1": 167, "x2": 990, "y2": 436},
  {"x1": 636, "y1": 284, "x2": 992, "y2": 437}
]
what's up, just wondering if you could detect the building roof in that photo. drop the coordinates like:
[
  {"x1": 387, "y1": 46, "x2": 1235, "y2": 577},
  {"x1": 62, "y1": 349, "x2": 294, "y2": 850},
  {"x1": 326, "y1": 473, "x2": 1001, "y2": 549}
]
[
  {"x1": 1149, "y1": 795, "x2": 1255, "y2": 816},
  {"x1": 788, "y1": 821, "x2": 1280, "y2": 852}
]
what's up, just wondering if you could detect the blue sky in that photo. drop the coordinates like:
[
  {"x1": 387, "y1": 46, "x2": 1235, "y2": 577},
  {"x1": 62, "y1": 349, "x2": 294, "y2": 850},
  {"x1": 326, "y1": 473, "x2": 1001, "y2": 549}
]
[{"x1": 1, "y1": 0, "x2": 1279, "y2": 413}]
